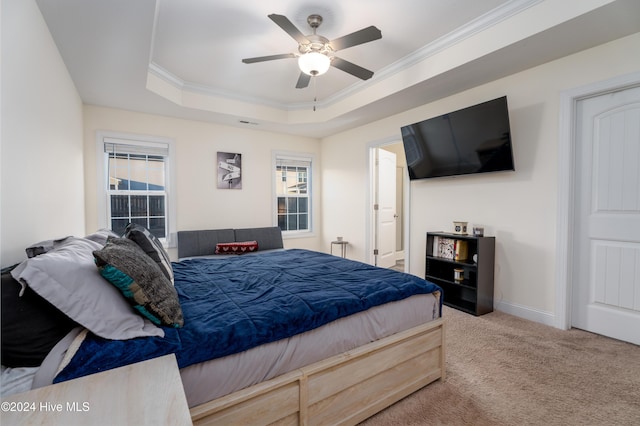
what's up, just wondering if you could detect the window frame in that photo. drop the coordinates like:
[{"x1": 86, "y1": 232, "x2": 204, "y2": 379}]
[
  {"x1": 272, "y1": 151, "x2": 315, "y2": 238},
  {"x1": 96, "y1": 131, "x2": 177, "y2": 247}
]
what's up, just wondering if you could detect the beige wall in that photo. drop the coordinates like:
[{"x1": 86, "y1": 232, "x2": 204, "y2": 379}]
[
  {"x1": 321, "y1": 32, "x2": 640, "y2": 324},
  {"x1": 1, "y1": 0, "x2": 85, "y2": 267},
  {"x1": 4, "y1": 0, "x2": 639, "y2": 329},
  {"x1": 83, "y1": 106, "x2": 322, "y2": 259}
]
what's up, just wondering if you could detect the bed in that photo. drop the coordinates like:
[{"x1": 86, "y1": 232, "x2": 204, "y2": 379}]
[{"x1": 2, "y1": 226, "x2": 445, "y2": 425}]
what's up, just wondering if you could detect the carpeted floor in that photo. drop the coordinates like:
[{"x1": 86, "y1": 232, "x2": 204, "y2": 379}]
[
  {"x1": 360, "y1": 306, "x2": 640, "y2": 426},
  {"x1": 390, "y1": 260, "x2": 405, "y2": 273}
]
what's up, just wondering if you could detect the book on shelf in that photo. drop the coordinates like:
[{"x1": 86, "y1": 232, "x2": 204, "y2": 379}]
[
  {"x1": 454, "y1": 240, "x2": 468, "y2": 261},
  {"x1": 433, "y1": 237, "x2": 468, "y2": 261},
  {"x1": 436, "y1": 237, "x2": 455, "y2": 260}
]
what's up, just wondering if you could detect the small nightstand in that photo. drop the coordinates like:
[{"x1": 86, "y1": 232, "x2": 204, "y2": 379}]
[
  {"x1": 0, "y1": 354, "x2": 191, "y2": 425},
  {"x1": 331, "y1": 240, "x2": 349, "y2": 258}
]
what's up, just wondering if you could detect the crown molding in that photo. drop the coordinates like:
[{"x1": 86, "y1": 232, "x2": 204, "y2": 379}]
[{"x1": 324, "y1": 0, "x2": 542, "y2": 105}]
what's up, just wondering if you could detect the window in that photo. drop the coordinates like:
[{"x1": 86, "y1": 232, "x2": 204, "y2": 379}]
[
  {"x1": 274, "y1": 154, "x2": 312, "y2": 234},
  {"x1": 97, "y1": 133, "x2": 175, "y2": 245}
]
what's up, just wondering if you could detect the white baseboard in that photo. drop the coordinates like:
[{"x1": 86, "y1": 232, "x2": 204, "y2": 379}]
[{"x1": 494, "y1": 300, "x2": 557, "y2": 328}]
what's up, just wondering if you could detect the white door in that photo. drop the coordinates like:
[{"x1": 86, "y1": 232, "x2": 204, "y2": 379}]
[
  {"x1": 376, "y1": 148, "x2": 397, "y2": 268},
  {"x1": 572, "y1": 85, "x2": 640, "y2": 345}
]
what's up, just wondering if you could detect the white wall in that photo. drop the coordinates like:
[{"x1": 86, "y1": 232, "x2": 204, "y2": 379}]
[
  {"x1": 4, "y1": 0, "x2": 638, "y2": 327},
  {"x1": 0, "y1": 0, "x2": 85, "y2": 268},
  {"x1": 83, "y1": 106, "x2": 322, "y2": 259},
  {"x1": 321, "y1": 33, "x2": 640, "y2": 324}
]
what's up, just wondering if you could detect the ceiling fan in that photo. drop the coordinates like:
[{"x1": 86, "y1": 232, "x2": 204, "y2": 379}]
[{"x1": 242, "y1": 14, "x2": 382, "y2": 89}]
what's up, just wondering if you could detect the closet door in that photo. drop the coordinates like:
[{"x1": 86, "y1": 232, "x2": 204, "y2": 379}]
[{"x1": 572, "y1": 84, "x2": 640, "y2": 345}]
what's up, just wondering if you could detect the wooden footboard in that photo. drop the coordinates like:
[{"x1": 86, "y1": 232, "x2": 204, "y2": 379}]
[{"x1": 190, "y1": 317, "x2": 445, "y2": 426}]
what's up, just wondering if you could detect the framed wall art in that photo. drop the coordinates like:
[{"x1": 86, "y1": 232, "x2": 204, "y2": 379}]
[{"x1": 217, "y1": 152, "x2": 242, "y2": 189}]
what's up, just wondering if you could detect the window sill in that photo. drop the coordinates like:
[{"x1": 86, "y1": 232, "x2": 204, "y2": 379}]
[{"x1": 282, "y1": 231, "x2": 315, "y2": 240}]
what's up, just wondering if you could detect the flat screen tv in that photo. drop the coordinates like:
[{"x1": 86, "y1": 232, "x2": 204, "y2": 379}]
[{"x1": 401, "y1": 96, "x2": 514, "y2": 180}]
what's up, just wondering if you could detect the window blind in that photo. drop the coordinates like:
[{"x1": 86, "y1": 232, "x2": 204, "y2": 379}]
[
  {"x1": 103, "y1": 138, "x2": 169, "y2": 157},
  {"x1": 276, "y1": 157, "x2": 311, "y2": 168}
]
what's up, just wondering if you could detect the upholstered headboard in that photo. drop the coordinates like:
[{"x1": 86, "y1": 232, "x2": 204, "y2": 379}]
[
  {"x1": 234, "y1": 227, "x2": 284, "y2": 251},
  {"x1": 177, "y1": 227, "x2": 283, "y2": 259}
]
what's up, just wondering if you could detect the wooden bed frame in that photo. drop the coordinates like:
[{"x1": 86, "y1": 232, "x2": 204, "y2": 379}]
[{"x1": 190, "y1": 317, "x2": 445, "y2": 425}]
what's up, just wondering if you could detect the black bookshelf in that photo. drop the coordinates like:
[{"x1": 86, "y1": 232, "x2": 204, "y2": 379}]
[{"x1": 426, "y1": 232, "x2": 495, "y2": 316}]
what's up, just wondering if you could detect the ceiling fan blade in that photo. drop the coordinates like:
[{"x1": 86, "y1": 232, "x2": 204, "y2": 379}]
[
  {"x1": 295, "y1": 72, "x2": 311, "y2": 89},
  {"x1": 330, "y1": 26, "x2": 382, "y2": 51},
  {"x1": 268, "y1": 14, "x2": 309, "y2": 45},
  {"x1": 242, "y1": 53, "x2": 296, "y2": 64},
  {"x1": 331, "y1": 57, "x2": 374, "y2": 80}
]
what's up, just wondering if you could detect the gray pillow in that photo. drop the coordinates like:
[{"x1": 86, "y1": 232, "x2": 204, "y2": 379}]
[
  {"x1": 11, "y1": 237, "x2": 163, "y2": 340},
  {"x1": 84, "y1": 228, "x2": 119, "y2": 246},
  {"x1": 124, "y1": 223, "x2": 174, "y2": 284},
  {"x1": 25, "y1": 229, "x2": 117, "y2": 258},
  {"x1": 25, "y1": 236, "x2": 72, "y2": 258},
  {"x1": 94, "y1": 238, "x2": 184, "y2": 328}
]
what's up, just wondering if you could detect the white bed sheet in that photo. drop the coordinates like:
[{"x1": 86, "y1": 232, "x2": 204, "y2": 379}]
[
  {"x1": 1, "y1": 366, "x2": 38, "y2": 397},
  {"x1": 180, "y1": 292, "x2": 441, "y2": 407}
]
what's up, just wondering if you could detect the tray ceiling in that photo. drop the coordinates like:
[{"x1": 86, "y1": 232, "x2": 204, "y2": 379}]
[{"x1": 35, "y1": 0, "x2": 640, "y2": 137}]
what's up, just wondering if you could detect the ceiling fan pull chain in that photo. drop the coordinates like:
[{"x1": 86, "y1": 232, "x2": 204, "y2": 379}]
[{"x1": 313, "y1": 76, "x2": 318, "y2": 112}]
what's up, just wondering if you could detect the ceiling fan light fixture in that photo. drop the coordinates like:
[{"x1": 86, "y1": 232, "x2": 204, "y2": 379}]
[{"x1": 298, "y1": 52, "x2": 330, "y2": 76}]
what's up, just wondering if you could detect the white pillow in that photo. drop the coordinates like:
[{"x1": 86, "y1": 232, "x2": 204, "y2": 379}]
[{"x1": 11, "y1": 237, "x2": 163, "y2": 340}]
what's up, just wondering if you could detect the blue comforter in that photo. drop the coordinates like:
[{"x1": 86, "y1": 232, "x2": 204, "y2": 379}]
[{"x1": 54, "y1": 249, "x2": 441, "y2": 383}]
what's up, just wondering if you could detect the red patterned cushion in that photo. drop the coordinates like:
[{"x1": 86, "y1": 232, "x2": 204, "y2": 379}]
[{"x1": 215, "y1": 241, "x2": 259, "y2": 255}]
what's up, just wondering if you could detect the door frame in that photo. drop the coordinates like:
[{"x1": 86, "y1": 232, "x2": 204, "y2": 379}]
[
  {"x1": 366, "y1": 137, "x2": 411, "y2": 270},
  {"x1": 556, "y1": 71, "x2": 640, "y2": 330}
]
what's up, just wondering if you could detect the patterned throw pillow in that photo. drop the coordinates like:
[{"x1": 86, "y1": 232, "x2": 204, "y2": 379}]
[
  {"x1": 94, "y1": 238, "x2": 184, "y2": 328},
  {"x1": 215, "y1": 241, "x2": 259, "y2": 255},
  {"x1": 124, "y1": 223, "x2": 174, "y2": 284}
]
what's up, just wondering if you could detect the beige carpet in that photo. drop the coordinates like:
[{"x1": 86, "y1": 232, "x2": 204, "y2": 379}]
[{"x1": 360, "y1": 306, "x2": 640, "y2": 426}]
